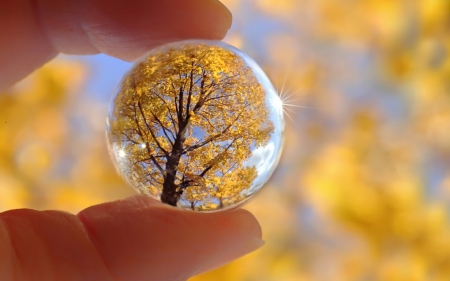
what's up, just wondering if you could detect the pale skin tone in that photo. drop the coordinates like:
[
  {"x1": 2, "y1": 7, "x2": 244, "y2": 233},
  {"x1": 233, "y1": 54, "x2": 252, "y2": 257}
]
[{"x1": 0, "y1": 1, "x2": 264, "y2": 280}]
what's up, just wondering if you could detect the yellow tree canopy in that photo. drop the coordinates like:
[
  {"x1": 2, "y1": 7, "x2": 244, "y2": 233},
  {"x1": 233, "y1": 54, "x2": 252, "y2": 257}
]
[{"x1": 109, "y1": 43, "x2": 274, "y2": 210}]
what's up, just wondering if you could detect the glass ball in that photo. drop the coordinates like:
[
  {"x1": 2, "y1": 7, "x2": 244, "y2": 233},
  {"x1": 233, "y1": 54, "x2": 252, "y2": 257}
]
[{"x1": 106, "y1": 40, "x2": 284, "y2": 211}]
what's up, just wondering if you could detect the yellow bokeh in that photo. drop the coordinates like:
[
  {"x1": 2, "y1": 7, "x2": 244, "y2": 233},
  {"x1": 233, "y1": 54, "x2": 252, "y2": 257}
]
[{"x1": 1, "y1": 0, "x2": 449, "y2": 279}]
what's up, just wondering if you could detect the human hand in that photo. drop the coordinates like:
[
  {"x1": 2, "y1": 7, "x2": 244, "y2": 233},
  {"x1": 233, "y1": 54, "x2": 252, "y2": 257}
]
[{"x1": 0, "y1": 1, "x2": 264, "y2": 280}]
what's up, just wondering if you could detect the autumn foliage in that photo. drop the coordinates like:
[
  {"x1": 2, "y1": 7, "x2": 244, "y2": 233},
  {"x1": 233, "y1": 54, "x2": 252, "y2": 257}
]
[
  {"x1": 1, "y1": 0, "x2": 450, "y2": 280},
  {"x1": 108, "y1": 43, "x2": 274, "y2": 210}
]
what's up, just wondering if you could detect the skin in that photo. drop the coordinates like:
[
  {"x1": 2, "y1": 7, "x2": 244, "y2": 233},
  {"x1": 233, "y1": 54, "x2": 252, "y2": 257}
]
[{"x1": 0, "y1": 1, "x2": 264, "y2": 280}]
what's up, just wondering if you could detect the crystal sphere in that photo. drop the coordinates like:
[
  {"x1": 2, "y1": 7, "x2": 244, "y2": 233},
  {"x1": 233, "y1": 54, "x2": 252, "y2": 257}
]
[{"x1": 106, "y1": 40, "x2": 284, "y2": 211}]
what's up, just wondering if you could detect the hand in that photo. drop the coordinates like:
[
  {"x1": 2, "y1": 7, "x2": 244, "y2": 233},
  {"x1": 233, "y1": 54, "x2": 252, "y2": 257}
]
[{"x1": 0, "y1": 1, "x2": 264, "y2": 280}]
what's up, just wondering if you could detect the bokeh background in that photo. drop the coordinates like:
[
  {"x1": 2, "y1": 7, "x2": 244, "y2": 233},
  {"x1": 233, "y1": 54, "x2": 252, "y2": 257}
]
[{"x1": 1, "y1": 0, "x2": 450, "y2": 280}]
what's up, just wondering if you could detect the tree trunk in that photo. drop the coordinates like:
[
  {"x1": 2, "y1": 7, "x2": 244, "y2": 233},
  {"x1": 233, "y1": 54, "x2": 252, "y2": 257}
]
[
  {"x1": 160, "y1": 120, "x2": 188, "y2": 206},
  {"x1": 161, "y1": 173, "x2": 179, "y2": 206},
  {"x1": 161, "y1": 150, "x2": 182, "y2": 206},
  {"x1": 160, "y1": 71, "x2": 195, "y2": 206}
]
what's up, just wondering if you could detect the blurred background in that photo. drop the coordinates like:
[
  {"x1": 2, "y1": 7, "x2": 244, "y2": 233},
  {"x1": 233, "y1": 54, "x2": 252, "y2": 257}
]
[{"x1": 1, "y1": 0, "x2": 450, "y2": 280}]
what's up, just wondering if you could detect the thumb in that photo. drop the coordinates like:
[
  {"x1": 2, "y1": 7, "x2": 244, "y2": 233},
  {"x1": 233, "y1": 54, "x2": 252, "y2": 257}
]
[
  {"x1": 0, "y1": 195, "x2": 263, "y2": 281},
  {"x1": 77, "y1": 196, "x2": 264, "y2": 280}
]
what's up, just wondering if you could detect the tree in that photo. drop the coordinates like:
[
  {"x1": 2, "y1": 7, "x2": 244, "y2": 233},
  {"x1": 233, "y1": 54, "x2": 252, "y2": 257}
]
[{"x1": 108, "y1": 43, "x2": 274, "y2": 210}]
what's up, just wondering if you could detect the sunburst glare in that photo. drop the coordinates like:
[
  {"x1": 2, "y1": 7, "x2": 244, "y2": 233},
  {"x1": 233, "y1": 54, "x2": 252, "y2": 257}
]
[
  {"x1": 118, "y1": 149, "x2": 126, "y2": 158},
  {"x1": 268, "y1": 93, "x2": 284, "y2": 117},
  {"x1": 268, "y1": 71, "x2": 328, "y2": 127}
]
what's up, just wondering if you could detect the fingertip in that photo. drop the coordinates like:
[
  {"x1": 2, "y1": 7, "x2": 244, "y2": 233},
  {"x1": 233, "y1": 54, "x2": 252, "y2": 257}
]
[
  {"x1": 0, "y1": 0, "x2": 234, "y2": 89},
  {"x1": 76, "y1": 196, "x2": 264, "y2": 280},
  {"x1": 211, "y1": 0, "x2": 233, "y2": 27},
  {"x1": 185, "y1": 208, "x2": 265, "y2": 275},
  {"x1": 77, "y1": 195, "x2": 161, "y2": 218},
  {"x1": 230, "y1": 208, "x2": 263, "y2": 240},
  {"x1": 42, "y1": 0, "x2": 234, "y2": 60}
]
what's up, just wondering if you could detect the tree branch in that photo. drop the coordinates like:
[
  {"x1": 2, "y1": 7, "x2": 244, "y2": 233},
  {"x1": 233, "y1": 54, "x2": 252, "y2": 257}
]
[
  {"x1": 137, "y1": 101, "x2": 170, "y2": 156},
  {"x1": 128, "y1": 76, "x2": 167, "y2": 179},
  {"x1": 199, "y1": 138, "x2": 238, "y2": 178},
  {"x1": 148, "y1": 154, "x2": 165, "y2": 175},
  {"x1": 182, "y1": 111, "x2": 243, "y2": 154},
  {"x1": 121, "y1": 131, "x2": 140, "y2": 145},
  {"x1": 204, "y1": 93, "x2": 237, "y2": 103},
  {"x1": 153, "y1": 89, "x2": 179, "y2": 134},
  {"x1": 178, "y1": 84, "x2": 184, "y2": 124},
  {"x1": 147, "y1": 107, "x2": 175, "y2": 147},
  {"x1": 132, "y1": 154, "x2": 165, "y2": 166},
  {"x1": 186, "y1": 64, "x2": 195, "y2": 118},
  {"x1": 143, "y1": 171, "x2": 164, "y2": 186}
]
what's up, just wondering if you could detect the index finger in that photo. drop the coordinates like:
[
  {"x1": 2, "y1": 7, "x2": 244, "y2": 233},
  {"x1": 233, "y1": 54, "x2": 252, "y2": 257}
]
[{"x1": 0, "y1": 0, "x2": 232, "y2": 90}]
